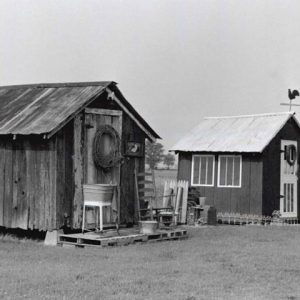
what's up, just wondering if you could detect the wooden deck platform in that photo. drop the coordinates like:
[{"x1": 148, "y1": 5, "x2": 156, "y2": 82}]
[{"x1": 58, "y1": 227, "x2": 188, "y2": 248}]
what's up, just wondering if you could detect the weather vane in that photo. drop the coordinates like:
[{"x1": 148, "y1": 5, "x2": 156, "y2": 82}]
[{"x1": 280, "y1": 89, "x2": 300, "y2": 111}]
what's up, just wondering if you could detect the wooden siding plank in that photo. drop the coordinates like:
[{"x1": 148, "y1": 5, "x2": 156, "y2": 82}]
[
  {"x1": 11, "y1": 141, "x2": 18, "y2": 228},
  {"x1": 44, "y1": 145, "x2": 51, "y2": 230},
  {"x1": 249, "y1": 157, "x2": 263, "y2": 215},
  {"x1": 16, "y1": 140, "x2": 27, "y2": 229},
  {"x1": 239, "y1": 156, "x2": 251, "y2": 214},
  {"x1": 64, "y1": 122, "x2": 74, "y2": 228},
  {"x1": 73, "y1": 114, "x2": 84, "y2": 228},
  {"x1": 56, "y1": 131, "x2": 66, "y2": 228},
  {"x1": 39, "y1": 144, "x2": 46, "y2": 230},
  {"x1": 49, "y1": 138, "x2": 57, "y2": 230},
  {"x1": 3, "y1": 140, "x2": 13, "y2": 228},
  {"x1": 34, "y1": 146, "x2": 41, "y2": 229},
  {"x1": 85, "y1": 113, "x2": 96, "y2": 184},
  {"x1": 0, "y1": 140, "x2": 5, "y2": 226},
  {"x1": 25, "y1": 140, "x2": 35, "y2": 229},
  {"x1": 11, "y1": 140, "x2": 28, "y2": 228}
]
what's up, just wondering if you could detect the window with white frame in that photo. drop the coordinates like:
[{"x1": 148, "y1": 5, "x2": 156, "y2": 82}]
[
  {"x1": 218, "y1": 155, "x2": 242, "y2": 188},
  {"x1": 191, "y1": 155, "x2": 215, "y2": 186}
]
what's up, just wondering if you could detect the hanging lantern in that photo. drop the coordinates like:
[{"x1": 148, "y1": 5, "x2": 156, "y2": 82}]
[{"x1": 285, "y1": 144, "x2": 297, "y2": 166}]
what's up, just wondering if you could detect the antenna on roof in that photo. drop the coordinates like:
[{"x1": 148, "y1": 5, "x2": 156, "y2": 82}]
[{"x1": 280, "y1": 89, "x2": 300, "y2": 111}]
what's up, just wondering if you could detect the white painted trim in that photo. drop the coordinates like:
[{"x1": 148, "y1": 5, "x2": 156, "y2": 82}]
[
  {"x1": 280, "y1": 140, "x2": 298, "y2": 218},
  {"x1": 106, "y1": 88, "x2": 156, "y2": 142},
  {"x1": 191, "y1": 154, "x2": 215, "y2": 187},
  {"x1": 217, "y1": 155, "x2": 242, "y2": 188}
]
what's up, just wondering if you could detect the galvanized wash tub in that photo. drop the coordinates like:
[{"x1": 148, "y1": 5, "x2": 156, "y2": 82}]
[
  {"x1": 139, "y1": 220, "x2": 158, "y2": 234},
  {"x1": 83, "y1": 184, "x2": 116, "y2": 204}
]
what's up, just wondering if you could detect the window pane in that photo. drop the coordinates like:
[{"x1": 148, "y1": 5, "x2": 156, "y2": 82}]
[
  {"x1": 233, "y1": 156, "x2": 241, "y2": 186},
  {"x1": 287, "y1": 183, "x2": 291, "y2": 212},
  {"x1": 290, "y1": 184, "x2": 294, "y2": 212},
  {"x1": 284, "y1": 183, "x2": 286, "y2": 212},
  {"x1": 193, "y1": 156, "x2": 200, "y2": 184},
  {"x1": 200, "y1": 157, "x2": 207, "y2": 185},
  {"x1": 207, "y1": 156, "x2": 214, "y2": 185},
  {"x1": 226, "y1": 157, "x2": 234, "y2": 186},
  {"x1": 219, "y1": 157, "x2": 226, "y2": 186}
]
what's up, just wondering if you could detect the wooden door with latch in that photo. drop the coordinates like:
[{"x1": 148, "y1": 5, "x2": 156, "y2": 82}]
[
  {"x1": 280, "y1": 140, "x2": 298, "y2": 218},
  {"x1": 84, "y1": 108, "x2": 122, "y2": 225}
]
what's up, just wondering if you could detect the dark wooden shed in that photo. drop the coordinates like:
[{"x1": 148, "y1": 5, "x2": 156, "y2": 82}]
[
  {"x1": 0, "y1": 81, "x2": 160, "y2": 231},
  {"x1": 172, "y1": 112, "x2": 300, "y2": 219}
]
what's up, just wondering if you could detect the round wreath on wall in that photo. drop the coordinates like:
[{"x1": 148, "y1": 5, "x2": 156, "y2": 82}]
[{"x1": 93, "y1": 125, "x2": 122, "y2": 171}]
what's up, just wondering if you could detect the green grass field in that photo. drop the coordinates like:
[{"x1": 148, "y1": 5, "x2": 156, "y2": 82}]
[
  {"x1": 1, "y1": 170, "x2": 300, "y2": 299},
  {"x1": 1, "y1": 225, "x2": 300, "y2": 299}
]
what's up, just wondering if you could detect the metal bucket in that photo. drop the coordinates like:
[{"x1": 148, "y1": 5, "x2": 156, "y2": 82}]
[
  {"x1": 83, "y1": 184, "x2": 116, "y2": 204},
  {"x1": 139, "y1": 221, "x2": 158, "y2": 234},
  {"x1": 199, "y1": 197, "x2": 206, "y2": 207}
]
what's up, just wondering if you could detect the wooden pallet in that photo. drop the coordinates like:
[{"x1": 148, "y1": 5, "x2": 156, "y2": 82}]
[{"x1": 58, "y1": 228, "x2": 188, "y2": 248}]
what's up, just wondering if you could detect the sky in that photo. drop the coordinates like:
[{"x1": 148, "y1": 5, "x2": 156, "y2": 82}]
[{"x1": 1, "y1": 0, "x2": 300, "y2": 150}]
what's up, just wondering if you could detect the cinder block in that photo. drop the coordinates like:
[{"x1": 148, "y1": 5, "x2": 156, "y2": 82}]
[{"x1": 44, "y1": 230, "x2": 61, "y2": 246}]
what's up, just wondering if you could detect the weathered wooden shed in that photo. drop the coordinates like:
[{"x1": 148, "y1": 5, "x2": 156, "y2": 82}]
[
  {"x1": 172, "y1": 112, "x2": 300, "y2": 219},
  {"x1": 0, "y1": 81, "x2": 160, "y2": 231}
]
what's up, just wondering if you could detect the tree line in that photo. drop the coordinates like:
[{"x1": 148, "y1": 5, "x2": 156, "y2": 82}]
[{"x1": 145, "y1": 140, "x2": 176, "y2": 170}]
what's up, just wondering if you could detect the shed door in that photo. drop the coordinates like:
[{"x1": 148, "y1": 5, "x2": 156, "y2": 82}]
[
  {"x1": 280, "y1": 140, "x2": 298, "y2": 218},
  {"x1": 84, "y1": 108, "x2": 122, "y2": 224}
]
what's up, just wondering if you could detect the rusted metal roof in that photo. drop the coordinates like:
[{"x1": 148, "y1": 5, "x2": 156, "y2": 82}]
[
  {"x1": 171, "y1": 112, "x2": 299, "y2": 153},
  {"x1": 0, "y1": 81, "x2": 160, "y2": 140}
]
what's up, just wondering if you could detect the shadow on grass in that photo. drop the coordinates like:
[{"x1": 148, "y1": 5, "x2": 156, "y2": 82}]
[{"x1": 0, "y1": 226, "x2": 46, "y2": 241}]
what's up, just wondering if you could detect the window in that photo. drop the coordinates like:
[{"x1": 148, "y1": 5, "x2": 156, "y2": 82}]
[
  {"x1": 218, "y1": 155, "x2": 242, "y2": 188},
  {"x1": 191, "y1": 155, "x2": 215, "y2": 186}
]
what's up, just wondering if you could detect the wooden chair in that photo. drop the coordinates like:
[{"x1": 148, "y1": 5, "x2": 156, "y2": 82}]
[
  {"x1": 134, "y1": 170, "x2": 156, "y2": 221},
  {"x1": 157, "y1": 187, "x2": 179, "y2": 227},
  {"x1": 134, "y1": 171, "x2": 178, "y2": 227}
]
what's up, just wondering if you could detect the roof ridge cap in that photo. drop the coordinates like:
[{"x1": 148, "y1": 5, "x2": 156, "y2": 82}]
[
  {"x1": 0, "y1": 81, "x2": 115, "y2": 89},
  {"x1": 205, "y1": 111, "x2": 294, "y2": 120}
]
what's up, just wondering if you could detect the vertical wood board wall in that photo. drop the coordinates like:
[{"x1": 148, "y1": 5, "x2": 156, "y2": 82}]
[
  {"x1": 177, "y1": 152, "x2": 263, "y2": 215},
  {"x1": 0, "y1": 93, "x2": 149, "y2": 231}
]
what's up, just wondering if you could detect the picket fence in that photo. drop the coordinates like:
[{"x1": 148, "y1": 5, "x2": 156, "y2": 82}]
[
  {"x1": 217, "y1": 212, "x2": 299, "y2": 225},
  {"x1": 163, "y1": 180, "x2": 189, "y2": 224}
]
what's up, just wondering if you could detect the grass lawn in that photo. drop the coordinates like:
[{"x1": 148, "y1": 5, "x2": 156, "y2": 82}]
[{"x1": 1, "y1": 225, "x2": 300, "y2": 299}]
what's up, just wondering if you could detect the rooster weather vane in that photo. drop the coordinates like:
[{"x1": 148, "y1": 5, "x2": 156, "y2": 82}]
[{"x1": 280, "y1": 89, "x2": 300, "y2": 111}]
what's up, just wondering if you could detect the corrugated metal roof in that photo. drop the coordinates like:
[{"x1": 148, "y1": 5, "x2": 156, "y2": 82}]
[
  {"x1": 0, "y1": 81, "x2": 160, "y2": 139},
  {"x1": 171, "y1": 112, "x2": 299, "y2": 153}
]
